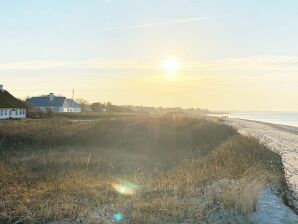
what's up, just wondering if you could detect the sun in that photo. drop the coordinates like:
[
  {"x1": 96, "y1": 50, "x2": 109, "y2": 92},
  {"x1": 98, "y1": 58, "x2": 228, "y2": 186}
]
[{"x1": 162, "y1": 58, "x2": 181, "y2": 72}]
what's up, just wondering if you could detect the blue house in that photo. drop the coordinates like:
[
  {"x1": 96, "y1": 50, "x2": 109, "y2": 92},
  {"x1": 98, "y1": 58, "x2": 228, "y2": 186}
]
[{"x1": 26, "y1": 93, "x2": 81, "y2": 113}]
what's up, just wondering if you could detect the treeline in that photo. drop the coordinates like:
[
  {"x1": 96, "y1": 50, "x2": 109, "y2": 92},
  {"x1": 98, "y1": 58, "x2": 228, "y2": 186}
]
[
  {"x1": 90, "y1": 102, "x2": 132, "y2": 113},
  {"x1": 76, "y1": 99, "x2": 209, "y2": 114}
]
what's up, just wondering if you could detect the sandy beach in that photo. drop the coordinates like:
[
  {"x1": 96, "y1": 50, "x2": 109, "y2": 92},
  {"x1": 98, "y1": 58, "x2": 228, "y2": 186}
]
[{"x1": 225, "y1": 118, "x2": 298, "y2": 212}]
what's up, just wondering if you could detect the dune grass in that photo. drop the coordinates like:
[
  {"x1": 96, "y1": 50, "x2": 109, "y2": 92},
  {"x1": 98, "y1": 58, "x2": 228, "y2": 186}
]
[{"x1": 0, "y1": 115, "x2": 285, "y2": 223}]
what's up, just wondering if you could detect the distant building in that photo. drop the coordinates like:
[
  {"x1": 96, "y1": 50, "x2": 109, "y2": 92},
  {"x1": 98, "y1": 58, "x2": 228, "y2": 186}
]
[
  {"x1": 26, "y1": 93, "x2": 81, "y2": 113},
  {"x1": 0, "y1": 85, "x2": 27, "y2": 119}
]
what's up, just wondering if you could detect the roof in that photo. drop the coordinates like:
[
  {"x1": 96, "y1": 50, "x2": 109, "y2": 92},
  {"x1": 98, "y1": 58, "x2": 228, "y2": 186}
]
[
  {"x1": 26, "y1": 95, "x2": 80, "y2": 109},
  {"x1": 27, "y1": 96, "x2": 66, "y2": 107},
  {"x1": 65, "y1": 99, "x2": 81, "y2": 108},
  {"x1": 0, "y1": 90, "x2": 26, "y2": 108}
]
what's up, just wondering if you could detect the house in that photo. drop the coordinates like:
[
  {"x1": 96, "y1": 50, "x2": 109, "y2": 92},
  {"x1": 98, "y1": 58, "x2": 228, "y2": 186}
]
[
  {"x1": 0, "y1": 85, "x2": 27, "y2": 119},
  {"x1": 26, "y1": 93, "x2": 81, "y2": 113}
]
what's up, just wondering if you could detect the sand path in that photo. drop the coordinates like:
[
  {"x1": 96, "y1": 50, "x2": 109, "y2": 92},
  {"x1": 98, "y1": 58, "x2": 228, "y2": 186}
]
[{"x1": 224, "y1": 118, "x2": 298, "y2": 212}]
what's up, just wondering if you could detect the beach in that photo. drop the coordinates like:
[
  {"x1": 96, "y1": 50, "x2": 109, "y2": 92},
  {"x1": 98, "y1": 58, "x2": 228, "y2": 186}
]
[{"x1": 224, "y1": 118, "x2": 298, "y2": 212}]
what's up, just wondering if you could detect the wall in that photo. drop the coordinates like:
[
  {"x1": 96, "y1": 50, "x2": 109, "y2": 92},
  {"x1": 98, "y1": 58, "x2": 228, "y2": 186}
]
[
  {"x1": 68, "y1": 108, "x2": 81, "y2": 113},
  {"x1": 0, "y1": 108, "x2": 26, "y2": 119},
  {"x1": 38, "y1": 106, "x2": 81, "y2": 113},
  {"x1": 63, "y1": 107, "x2": 81, "y2": 113}
]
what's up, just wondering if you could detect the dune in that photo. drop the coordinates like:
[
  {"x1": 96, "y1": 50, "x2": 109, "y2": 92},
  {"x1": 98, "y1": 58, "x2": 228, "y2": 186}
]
[{"x1": 224, "y1": 118, "x2": 298, "y2": 212}]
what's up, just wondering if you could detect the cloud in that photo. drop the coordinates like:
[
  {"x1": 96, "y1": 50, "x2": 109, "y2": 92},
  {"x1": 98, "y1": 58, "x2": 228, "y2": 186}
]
[
  {"x1": 183, "y1": 55, "x2": 298, "y2": 72},
  {"x1": 92, "y1": 16, "x2": 217, "y2": 32},
  {"x1": 0, "y1": 59, "x2": 152, "y2": 70},
  {"x1": 81, "y1": 59, "x2": 154, "y2": 69},
  {"x1": 0, "y1": 60, "x2": 72, "y2": 70},
  {"x1": 2, "y1": 56, "x2": 298, "y2": 73},
  {"x1": 23, "y1": 10, "x2": 33, "y2": 17}
]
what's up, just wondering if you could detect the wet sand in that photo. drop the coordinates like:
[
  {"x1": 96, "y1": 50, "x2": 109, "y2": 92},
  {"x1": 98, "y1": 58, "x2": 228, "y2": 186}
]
[{"x1": 224, "y1": 118, "x2": 298, "y2": 212}]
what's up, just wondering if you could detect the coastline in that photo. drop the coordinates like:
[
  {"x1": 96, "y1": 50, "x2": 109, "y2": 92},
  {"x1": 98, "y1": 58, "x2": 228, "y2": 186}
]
[{"x1": 223, "y1": 118, "x2": 298, "y2": 213}]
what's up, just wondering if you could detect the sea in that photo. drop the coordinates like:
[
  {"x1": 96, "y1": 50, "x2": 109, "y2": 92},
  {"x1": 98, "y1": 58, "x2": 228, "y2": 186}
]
[{"x1": 211, "y1": 112, "x2": 298, "y2": 128}]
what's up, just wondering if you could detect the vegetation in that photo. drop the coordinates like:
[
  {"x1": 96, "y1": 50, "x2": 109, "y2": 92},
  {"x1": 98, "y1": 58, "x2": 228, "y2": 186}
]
[
  {"x1": 0, "y1": 115, "x2": 285, "y2": 223},
  {"x1": 76, "y1": 99, "x2": 209, "y2": 114}
]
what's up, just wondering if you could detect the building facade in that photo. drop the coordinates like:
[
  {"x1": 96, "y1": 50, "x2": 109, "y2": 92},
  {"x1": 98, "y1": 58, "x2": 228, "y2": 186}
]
[{"x1": 0, "y1": 85, "x2": 27, "y2": 119}]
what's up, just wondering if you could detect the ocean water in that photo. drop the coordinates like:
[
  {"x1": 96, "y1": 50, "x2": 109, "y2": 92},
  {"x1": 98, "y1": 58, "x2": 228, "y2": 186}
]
[{"x1": 213, "y1": 112, "x2": 298, "y2": 128}]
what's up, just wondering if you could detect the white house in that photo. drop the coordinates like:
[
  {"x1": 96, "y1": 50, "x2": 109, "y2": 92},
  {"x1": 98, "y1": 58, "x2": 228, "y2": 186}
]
[
  {"x1": 0, "y1": 85, "x2": 27, "y2": 119},
  {"x1": 26, "y1": 93, "x2": 81, "y2": 113}
]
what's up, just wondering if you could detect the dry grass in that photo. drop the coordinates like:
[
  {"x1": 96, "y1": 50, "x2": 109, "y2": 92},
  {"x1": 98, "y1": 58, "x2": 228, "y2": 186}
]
[
  {"x1": 223, "y1": 170, "x2": 272, "y2": 214},
  {"x1": 0, "y1": 115, "x2": 285, "y2": 223}
]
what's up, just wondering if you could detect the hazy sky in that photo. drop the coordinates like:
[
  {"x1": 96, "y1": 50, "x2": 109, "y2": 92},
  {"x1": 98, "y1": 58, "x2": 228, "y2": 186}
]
[{"x1": 1, "y1": 0, "x2": 298, "y2": 111}]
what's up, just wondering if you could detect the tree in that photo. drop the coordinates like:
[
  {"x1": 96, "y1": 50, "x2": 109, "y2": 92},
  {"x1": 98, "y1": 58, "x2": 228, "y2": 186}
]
[
  {"x1": 90, "y1": 102, "x2": 105, "y2": 112},
  {"x1": 76, "y1": 98, "x2": 89, "y2": 107},
  {"x1": 76, "y1": 98, "x2": 90, "y2": 112}
]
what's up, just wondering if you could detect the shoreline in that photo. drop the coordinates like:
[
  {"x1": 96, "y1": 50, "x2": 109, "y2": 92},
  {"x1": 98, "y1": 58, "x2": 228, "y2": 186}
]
[
  {"x1": 208, "y1": 112, "x2": 298, "y2": 129},
  {"x1": 223, "y1": 118, "x2": 298, "y2": 213}
]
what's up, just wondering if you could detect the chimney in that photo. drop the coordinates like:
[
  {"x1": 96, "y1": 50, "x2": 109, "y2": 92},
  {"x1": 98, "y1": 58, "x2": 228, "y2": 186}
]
[
  {"x1": 49, "y1": 93, "x2": 54, "y2": 101},
  {"x1": 0, "y1": 85, "x2": 3, "y2": 91}
]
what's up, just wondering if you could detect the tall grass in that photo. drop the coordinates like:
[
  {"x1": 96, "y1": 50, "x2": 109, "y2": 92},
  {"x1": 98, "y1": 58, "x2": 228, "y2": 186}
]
[
  {"x1": 0, "y1": 116, "x2": 235, "y2": 149},
  {"x1": 0, "y1": 115, "x2": 285, "y2": 223}
]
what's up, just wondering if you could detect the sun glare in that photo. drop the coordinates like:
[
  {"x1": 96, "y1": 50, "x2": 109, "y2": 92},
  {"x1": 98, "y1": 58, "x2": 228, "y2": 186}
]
[
  {"x1": 162, "y1": 58, "x2": 181, "y2": 72},
  {"x1": 112, "y1": 182, "x2": 136, "y2": 195}
]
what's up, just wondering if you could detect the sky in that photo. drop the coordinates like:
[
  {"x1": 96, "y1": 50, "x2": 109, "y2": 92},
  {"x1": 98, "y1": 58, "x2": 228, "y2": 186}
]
[{"x1": 1, "y1": 0, "x2": 298, "y2": 111}]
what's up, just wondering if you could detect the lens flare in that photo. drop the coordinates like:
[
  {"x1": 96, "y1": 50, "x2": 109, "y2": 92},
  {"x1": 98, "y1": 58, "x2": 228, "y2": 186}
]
[
  {"x1": 112, "y1": 182, "x2": 137, "y2": 195},
  {"x1": 114, "y1": 212, "x2": 123, "y2": 222}
]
